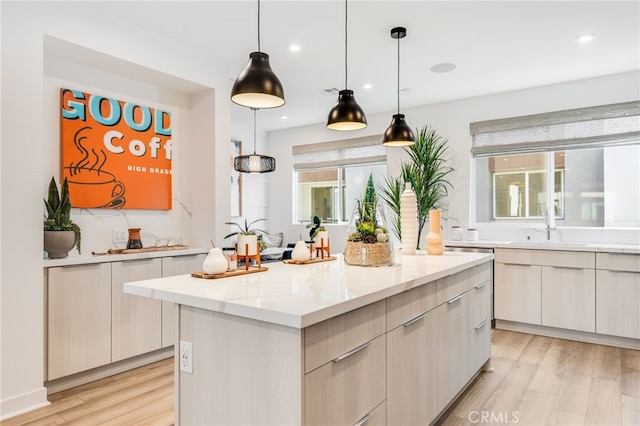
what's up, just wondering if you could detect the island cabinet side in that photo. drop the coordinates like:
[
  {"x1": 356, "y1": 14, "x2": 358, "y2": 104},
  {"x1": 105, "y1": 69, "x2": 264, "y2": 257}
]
[{"x1": 177, "y1": 305, "x2": 304, "y2": 426}]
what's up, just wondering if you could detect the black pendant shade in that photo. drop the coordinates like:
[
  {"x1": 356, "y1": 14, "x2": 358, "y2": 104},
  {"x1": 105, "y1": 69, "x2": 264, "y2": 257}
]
[
  {"x1": 327, "y1": 89, "x2": 367, "y2": 130},
  {"x1": 234, "y1": 109, "x2": 276, "y2": 174},
  {"x1": 382, "y1": 26, "x2": 415, "y2": 146},
  {"x1": 231, "y1": 0, "x2": 285, "y2": 109},
  {"x1": 326, "y1": 0, "x2": 367, "y2": 130},
  {"x1": 382, "y1": 114, "x2": 415, "y2": 146},
  {"x1": 231, "y1": 52, "x2": 285, "y2": 109}
]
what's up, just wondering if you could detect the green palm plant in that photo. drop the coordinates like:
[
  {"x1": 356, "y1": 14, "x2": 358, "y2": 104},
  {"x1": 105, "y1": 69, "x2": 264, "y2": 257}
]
[{"x1": 380, "y1": 125, "x2": 454, "y2": 249}]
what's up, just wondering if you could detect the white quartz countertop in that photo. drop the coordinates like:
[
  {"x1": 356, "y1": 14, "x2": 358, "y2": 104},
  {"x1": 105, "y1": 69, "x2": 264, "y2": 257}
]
[
  {"x1": 445, "y1": 240, "x2": 640, "y2": 254},
  {"x1": 124, "y1": 251, "x2": 493, "y2": 329},
  {"x1": 43, "y1": 247, "x2": 209, "y2": 267}
]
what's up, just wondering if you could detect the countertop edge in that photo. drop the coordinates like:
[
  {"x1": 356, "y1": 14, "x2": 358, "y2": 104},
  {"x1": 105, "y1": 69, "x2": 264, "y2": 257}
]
[
  {"x1": 124, "y1": 253, "x2": 494, "y2": 329},
  {"x1": 44, "y1": 247, "x2": 209, "y2": 267}
]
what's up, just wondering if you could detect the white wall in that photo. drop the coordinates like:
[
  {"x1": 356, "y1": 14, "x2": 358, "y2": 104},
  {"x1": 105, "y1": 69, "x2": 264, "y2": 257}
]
[
  {"x1": 0, "y1": 2, "x2": 231, "y2": 418},
  {"x1": 266, "y1": 71, "x2": 640, "y2": 250}
]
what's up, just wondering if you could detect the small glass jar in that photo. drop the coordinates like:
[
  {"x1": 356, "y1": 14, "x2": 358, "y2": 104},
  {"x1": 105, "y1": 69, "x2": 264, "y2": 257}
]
[
  {"x1": 450, "y1": 226, "x2": 464, "y2": 241},
  {"x1": 222, "y1": 247, "x2": 237, "y2": 271},
  {"x1": 467, "y1": 228, "x2": 479, "y2": 242}
]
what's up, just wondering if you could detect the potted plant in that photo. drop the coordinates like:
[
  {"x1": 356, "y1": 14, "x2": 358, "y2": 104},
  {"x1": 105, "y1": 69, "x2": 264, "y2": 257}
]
[
  {"x1": 224, "y1": 218, "x2": 267, "y2": 256},
  {"x1": 379, "y1": 125, "x2": 453, "y2": 249},
  {"x1": 44, "y1": 176, "x2": 81, "y2": 258},
  {"x1": 344, "y1": 174, "x2": 393, "y2": 266},
  {"x1": 306, "y1": 216, "x2": 328, "y2": 253}
]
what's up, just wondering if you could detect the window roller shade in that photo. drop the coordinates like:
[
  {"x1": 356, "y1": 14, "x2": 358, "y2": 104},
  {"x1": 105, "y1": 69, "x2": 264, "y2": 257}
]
[
  {"x1": 292, "y1": 134, "x2": 386, "y2": 170},
  {"x1": 470, "y1": 101, "x2": 640, "y2": 157}
]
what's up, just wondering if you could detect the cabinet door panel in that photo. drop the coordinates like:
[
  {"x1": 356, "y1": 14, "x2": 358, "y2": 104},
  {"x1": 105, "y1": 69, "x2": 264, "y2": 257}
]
[
  {"x1": 596, "y1": 270, "x2": 640, "y2": 339},
  {"x1": 436, "y1": 292, "x2": 469, "y2": 412},
  {"x1": 47, "y1": 264, "x2": 112, "y2": 380},
  {"x1": 468, "y1": 279, "x2": 491, "y2": 332},
  {"x1": 494, "y1": 263, "x2": 541, "y2": 324},
  {"x1": 112, "y1": 258, "x2": 162, "y2": 362},
  {"x1": 304, "y1": 335, "x2": 386, "y2": 426},
  {"x1": 542, "y1": 266, "x2": 595, "y2": 332},
  {"x1": 469, "y1": 316, "x2": 491, "y2": 375},
  {"x1": 387, "y1": 309, "x2": 436, "y2": 426},
  {"x1": 161, "y1": 254, "x2": 206, "y2": 347}
]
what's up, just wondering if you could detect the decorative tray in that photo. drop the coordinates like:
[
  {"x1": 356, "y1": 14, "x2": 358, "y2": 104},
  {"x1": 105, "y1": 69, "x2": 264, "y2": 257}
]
[
  {"x1": 191, "y1": 266, "x2": 269, "y2": 279},
  {"x1": 92, "y1": 245, "x2": 189, "y2": 256},
  {"x1": 283, "y1": 256, "x2": 337, "y2": 265}
]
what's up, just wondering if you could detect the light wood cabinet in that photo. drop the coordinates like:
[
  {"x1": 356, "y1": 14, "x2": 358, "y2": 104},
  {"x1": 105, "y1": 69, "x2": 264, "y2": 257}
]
[
  {"x1": 541, "y1": 265, "x2": 595, "y2": 332},
  {"x1": 494, "y1": 262, "x2": 541, "y2": 324},
  {"x1": 47, "y1": 263, "x2": 112, "y2": 380},
  {"x1": 160, "y1": 254, "x2": 205, "y2": 347},
  {"x1": 596, "y1": 253, "x2": 640, "y2": 339},
  {"x1": 386, "y1": 283, "x2": 439, "y2": 425},
  {"x1": 304, "y1": 335, "x2": 386, "y2": 426},
  {"x1": 436, "y1": 290, "x2": 470, "y2": 412},
  {"x1": 111, "y1": 258, "x2": 162, "y2": 362},
  {"x1": 387, "y1": 306, "x2": 436, "y2": 426}
]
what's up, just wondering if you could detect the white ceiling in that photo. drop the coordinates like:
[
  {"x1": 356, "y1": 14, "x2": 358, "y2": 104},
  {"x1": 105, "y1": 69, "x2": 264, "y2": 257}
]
[{"x1": 91, "y1": 1, "x2": 639, "y2": 131}]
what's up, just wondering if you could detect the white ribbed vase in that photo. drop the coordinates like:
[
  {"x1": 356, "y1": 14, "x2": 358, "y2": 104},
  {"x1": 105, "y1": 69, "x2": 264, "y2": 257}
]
[{"x1": 400, "y1": 182, "x2": 418, "y2": 254}]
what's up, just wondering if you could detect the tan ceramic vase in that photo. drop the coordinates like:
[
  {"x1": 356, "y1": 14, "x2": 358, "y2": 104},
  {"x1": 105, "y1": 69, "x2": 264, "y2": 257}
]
[{"x1": 425, "y1": 209, "x2": 445, "y2": 255}]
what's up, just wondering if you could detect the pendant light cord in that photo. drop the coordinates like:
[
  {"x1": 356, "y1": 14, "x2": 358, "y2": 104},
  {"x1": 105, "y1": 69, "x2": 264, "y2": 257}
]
[
  {"x1": 396, "y1": 33, "x2": 400, "y2": 114},
  {"x1": 344, "y1": 0, "x2": 348, "y2": 89},
  {"x1": 257, "y1": 0, "x2": 261, "y2": 52},
  {"x1": 252, "y1": 108, "x2": 257, "y2": 155}
]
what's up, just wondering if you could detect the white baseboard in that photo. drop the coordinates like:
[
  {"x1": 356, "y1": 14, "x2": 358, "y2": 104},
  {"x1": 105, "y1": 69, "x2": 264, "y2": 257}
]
[
  {"x1": 0, "y1": 387, "x2": 49, "y2": 421},
  {"x1": 495, "y1": 320, "x2": 640, "y2": 350}
]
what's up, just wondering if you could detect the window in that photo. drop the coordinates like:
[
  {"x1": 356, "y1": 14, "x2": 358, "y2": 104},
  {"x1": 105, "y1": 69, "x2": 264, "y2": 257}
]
[
  {"x1": 293, "y1": 135, "x2": 387, "y2": 225},
  {"x1": 471, "y1": 101, "x2": 640, "y2": 228}
]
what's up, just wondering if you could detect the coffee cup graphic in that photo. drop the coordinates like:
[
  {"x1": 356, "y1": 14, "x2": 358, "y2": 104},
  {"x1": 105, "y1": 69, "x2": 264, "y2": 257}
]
[{"x1": 64, "y1": 167, "x2": 126, "y2": 208}]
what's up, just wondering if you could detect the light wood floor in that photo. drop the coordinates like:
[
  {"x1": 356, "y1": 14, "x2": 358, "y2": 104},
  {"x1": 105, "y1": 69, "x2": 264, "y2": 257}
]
[{"x1": 3, "y1": 329, "x2": 639, "y2": 425}]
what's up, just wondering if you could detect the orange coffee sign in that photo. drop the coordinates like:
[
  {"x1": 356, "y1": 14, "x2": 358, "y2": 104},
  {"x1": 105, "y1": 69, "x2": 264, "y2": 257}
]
[{"x1": 60, "y1": 88, "x2": 172, "y2": 210}]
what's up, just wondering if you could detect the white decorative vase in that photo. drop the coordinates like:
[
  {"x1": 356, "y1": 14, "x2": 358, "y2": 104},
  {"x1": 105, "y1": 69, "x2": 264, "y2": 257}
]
[
  {"x1": 237, "y1": 234, "x2": 258, "y2": 256},
  {"x1": 202, "y1": 248, "x2": 229, "y2": 274},
  {"x1": 400, "y1": 182, "x2": 418, "y2": 254},
  {"x1": 291, "y1": 240, "x2": 311, "y2": 261}
]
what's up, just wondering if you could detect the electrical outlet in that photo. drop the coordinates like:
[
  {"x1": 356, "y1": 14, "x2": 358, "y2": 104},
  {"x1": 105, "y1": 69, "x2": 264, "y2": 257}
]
[
  {"x1": 113, "y1": 228, "x2": 128, "y2": 244},
  {"x1": 180, "y1": 340, "x2": 193, "y2": 374}
]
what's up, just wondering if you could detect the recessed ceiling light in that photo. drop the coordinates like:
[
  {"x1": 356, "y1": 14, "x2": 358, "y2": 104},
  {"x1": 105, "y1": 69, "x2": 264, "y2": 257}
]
[
  {"x1": 289, "y1": 44, "x2": 301, "y2": 52},
  {"x1": 362, "y1": 83, "x2": 373, "y2": 90},
  {"x1": 430, "y1": 63, "x2": 456, "y2": 73},
  {"x1": 576, "y1": 33, "x2": 595, "y2": 43},
  {"x1": 280, "y1": 115, "x2": 288, "y2": 120}
]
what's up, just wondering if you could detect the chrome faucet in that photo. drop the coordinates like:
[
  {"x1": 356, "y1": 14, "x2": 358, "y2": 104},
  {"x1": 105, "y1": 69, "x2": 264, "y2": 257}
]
[{"x1": 545, "y1": 205, "x2": 556, "y2": 241}]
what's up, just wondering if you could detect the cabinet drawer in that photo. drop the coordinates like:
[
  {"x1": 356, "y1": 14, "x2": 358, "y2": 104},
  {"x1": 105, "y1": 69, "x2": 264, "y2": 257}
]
[
  {"x1": 386, "y1": 282, "x2": 436, "y2": 331},
  {"x1": 469, "y1": 316, "x2": 491, "y2": 375},
  {"x1": 304, "y1": 335, "x2": 386, "y2": 426},
  {"x1": 436, "y1": 270, "x2": 469, "y2": 306},
  {"x1": 354, "y1": 401, "x2": 386, "y2": 426},
  {"x1": 468, "y1": 262, "x2": 491, "y2": 290},
  {"x1": 468, "y1": 279, "x2": 491, "y2": 332},
  {"x1": 495, "y1": 248, "x2": 594, "y2": 268},
  {"x1": 305, "y1": 300, "x2": 385, "y2": 373},
  {"x1": 596, "y1": 253, "x2": 640, "y2": 272}
]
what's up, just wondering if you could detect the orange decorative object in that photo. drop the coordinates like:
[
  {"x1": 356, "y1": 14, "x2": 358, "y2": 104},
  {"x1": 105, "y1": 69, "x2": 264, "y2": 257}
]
[
  {"x1": 236, "y1": 242, "x2": 261, "y2": 271},
  {"x1": 311, "y1": 237, "x2": 331, "y2": 259},
  {"x1": 426, "y1": 210, "x2": 445, "y2": 255}
]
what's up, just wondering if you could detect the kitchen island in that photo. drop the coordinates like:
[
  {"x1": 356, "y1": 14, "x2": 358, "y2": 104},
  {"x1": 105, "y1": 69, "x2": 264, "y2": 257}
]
[{"x1": 125, "y1": 251, "x2": 494, "y2": 425}]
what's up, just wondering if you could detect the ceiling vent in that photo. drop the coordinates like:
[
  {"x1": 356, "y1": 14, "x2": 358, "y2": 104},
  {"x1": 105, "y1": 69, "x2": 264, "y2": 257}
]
[{"x1": 322, "y1": 88, "x2": 341, "y2": 96}]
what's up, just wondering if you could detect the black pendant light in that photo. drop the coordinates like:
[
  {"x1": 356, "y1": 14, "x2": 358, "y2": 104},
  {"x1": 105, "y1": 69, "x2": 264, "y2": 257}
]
[
  {"x1": 382, "y1": 27, "x2": 415, "y2": 146},
  {"x1": 231, "y1": 0, "x2": 285, "y2": 109},
  {"x1": 234, "y1": 109, "x2": 276, "y2": 174},
  {"x1": 326, "y1": 0, "x2": 367, "y2": 131}
]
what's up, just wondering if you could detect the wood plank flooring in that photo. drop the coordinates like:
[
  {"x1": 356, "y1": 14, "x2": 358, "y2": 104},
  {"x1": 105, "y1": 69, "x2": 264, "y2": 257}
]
[{"x1": 2, "y1": 330, "x2": 639, "y2": 425}]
